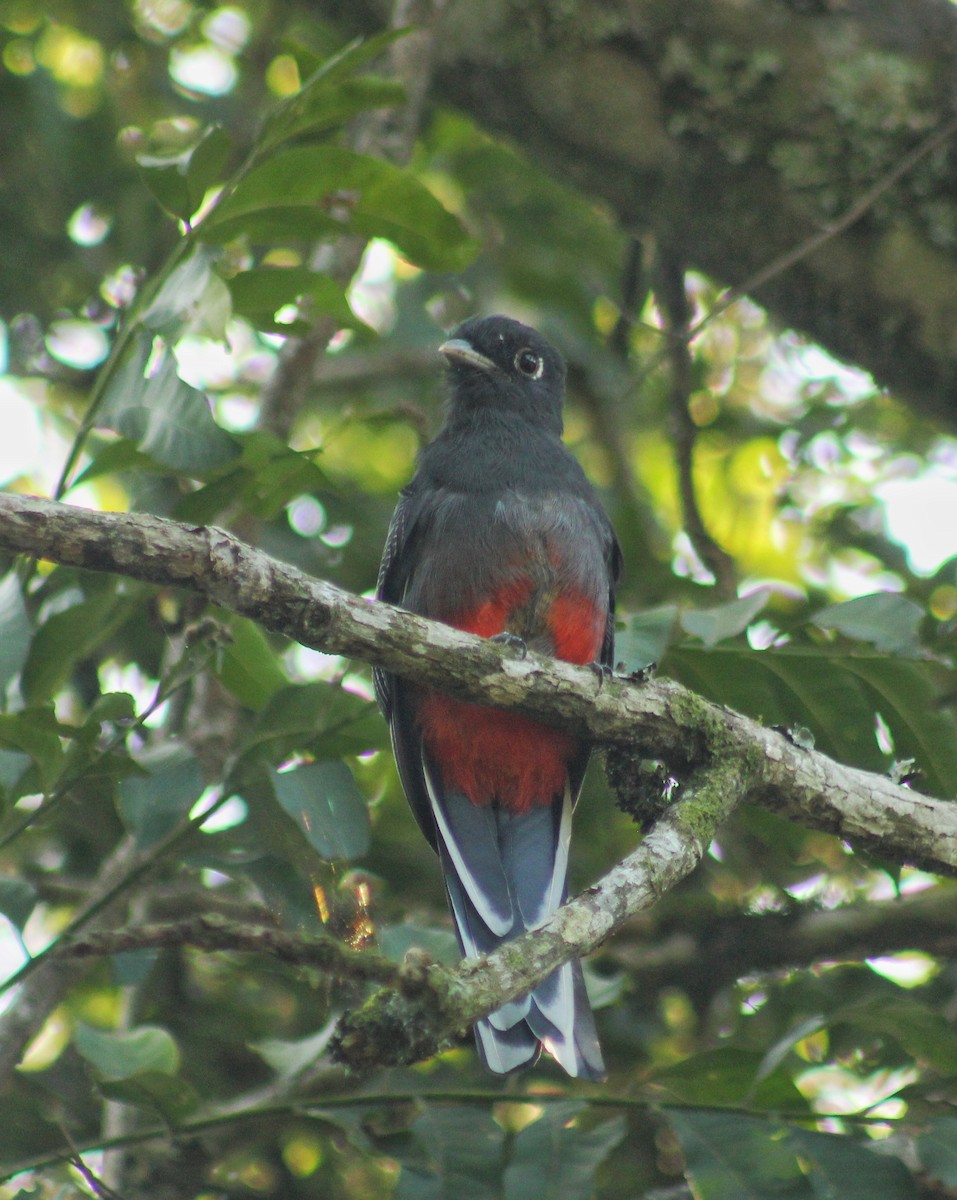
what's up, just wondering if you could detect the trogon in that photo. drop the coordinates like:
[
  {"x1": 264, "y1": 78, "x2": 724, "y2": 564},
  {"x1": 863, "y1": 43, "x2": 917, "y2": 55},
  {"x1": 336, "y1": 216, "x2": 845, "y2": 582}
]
[{"x1": 375, "y1": 315, "x2": 622, "y2": 1078}]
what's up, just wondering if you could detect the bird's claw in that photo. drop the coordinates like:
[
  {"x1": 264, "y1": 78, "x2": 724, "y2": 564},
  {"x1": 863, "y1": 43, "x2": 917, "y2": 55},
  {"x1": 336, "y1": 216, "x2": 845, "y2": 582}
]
[
  {"x1": 491, "y1": 632, "x2": 528, "y2": 658},
  {"x1": 588, "y1": 661, "x2": 615, "y2": 692}
]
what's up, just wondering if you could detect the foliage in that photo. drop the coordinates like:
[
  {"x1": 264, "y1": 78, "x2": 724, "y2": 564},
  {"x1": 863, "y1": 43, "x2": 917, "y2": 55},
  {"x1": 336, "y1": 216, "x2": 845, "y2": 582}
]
[{"x1": 0, "y1": 2, "x2": 955, "y2": 1198}]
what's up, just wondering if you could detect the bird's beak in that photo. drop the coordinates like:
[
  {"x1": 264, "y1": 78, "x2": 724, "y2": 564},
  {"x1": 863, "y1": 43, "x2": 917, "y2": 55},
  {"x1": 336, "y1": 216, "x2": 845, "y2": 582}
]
[{"x1": 439, "y1": 338, "x2": 497, "y2": 373}]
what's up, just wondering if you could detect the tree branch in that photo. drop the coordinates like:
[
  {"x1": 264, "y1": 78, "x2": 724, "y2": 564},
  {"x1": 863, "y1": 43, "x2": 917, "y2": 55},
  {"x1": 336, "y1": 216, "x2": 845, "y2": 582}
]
[
  {"x1": 257, "y1": 0, "x2": 447, "y2": 439},
  {"x1": 0, "y1": 492, "x2": 952, "y2": 876},
  {"x1": 55, "y1": 914, "x2": 401, "y2": 985},
  {"x1": 655, "y1": 251, "x2": 738, "y2": 598},
  {"x1": 610, "y1": 885, "x2": 957, "y2": 1005}
]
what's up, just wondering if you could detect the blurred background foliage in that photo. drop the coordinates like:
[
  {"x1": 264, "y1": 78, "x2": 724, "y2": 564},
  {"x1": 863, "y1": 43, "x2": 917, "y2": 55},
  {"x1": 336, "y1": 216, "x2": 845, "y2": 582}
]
[{"x1": 0, "y1": 1, "x2": 956, "y2": 1197}]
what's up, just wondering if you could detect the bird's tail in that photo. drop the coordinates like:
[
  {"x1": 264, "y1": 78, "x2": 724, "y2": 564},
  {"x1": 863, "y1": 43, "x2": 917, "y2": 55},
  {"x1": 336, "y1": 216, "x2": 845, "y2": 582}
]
[
  {"x1": 443, "y1": 865, "x2": 606, "y2": 1080},
  {"x1": 474, "y1": 956, "x2": 605, "y2": 1079},
  {"x1": 425, "y1": 758, "x2": 605, "y2": 1079}
]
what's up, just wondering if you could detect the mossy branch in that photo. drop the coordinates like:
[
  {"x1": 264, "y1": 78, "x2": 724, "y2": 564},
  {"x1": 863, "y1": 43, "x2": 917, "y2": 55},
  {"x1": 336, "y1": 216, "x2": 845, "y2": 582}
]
[{"x1": 1, "y1": 492, "x2": 955, "y2": 1068}]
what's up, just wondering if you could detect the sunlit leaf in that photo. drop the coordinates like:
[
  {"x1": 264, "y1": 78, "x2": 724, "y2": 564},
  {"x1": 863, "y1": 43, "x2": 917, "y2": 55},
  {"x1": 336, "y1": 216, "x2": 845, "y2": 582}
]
[
  {"x1": 681, "y1": 589, "x2": 770, "y2": 647},
  {"x1": 0, "y1": 572, "x2": 31, "y2": 687},
  {"x1": 227, "y1": 266, "x2": 361, "y2": 333},
  {"x1": 74, "y1": 1022, "x2": 180, "y2": 1080},
  {"x1": 812, "y1": 593, "x2": 926, "y2": 654},
  {"x1": 203, "y1": 145, "x2": 477, "y2": 270},
  {"x1": 137, "y1": 123, "x2": 232, "y2": 221},
  {"x1": 269, "y1": 760, "x2": 370, "y2": 861},
  {"x1": 97, "y1": 329, "x2": 239, "y2": 474},
  {"x1": 214, "y1": 614, "x2": 288, "y2": 710}
]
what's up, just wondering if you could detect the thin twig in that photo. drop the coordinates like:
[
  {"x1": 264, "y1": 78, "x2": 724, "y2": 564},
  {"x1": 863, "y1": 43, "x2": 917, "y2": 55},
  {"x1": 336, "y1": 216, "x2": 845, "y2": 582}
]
[
  {"x1": 633, "y1": 110, "x2": 957, "y2": 390},
  {"x1": 57, "y1": 914, "x2": 400, "y2": 985},
  {"x1": 655, "y1": 252, "x2": 737, "y2": 598},
  {"x1": 256, "y1": 0, "x2": 448, "y2": 440}
]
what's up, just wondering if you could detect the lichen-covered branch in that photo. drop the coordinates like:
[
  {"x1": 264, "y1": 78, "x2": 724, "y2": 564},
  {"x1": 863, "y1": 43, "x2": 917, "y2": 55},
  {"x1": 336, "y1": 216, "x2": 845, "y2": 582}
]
[
  {"x1": 0, "y1": 492, "x2": 953, "y2": 877},
  {"x1": 332, "y1": 755, "x2": 747, "y2": 1068},
  {"x1": 56, "y1": 914, "x2": 400, "y2": 985},
  {"x1": 426, "y1": 0, "x2": 957, "y2": 431}
]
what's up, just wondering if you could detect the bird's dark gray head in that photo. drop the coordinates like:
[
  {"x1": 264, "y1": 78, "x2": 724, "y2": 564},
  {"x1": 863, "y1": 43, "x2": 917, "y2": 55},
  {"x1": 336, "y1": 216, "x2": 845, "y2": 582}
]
[{"x1": 439, "y1": 315, "x2": 566, "y2": 435}]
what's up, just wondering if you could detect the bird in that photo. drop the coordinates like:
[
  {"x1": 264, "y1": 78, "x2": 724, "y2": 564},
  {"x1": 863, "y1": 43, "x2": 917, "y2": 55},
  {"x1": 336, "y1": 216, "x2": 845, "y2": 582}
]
[{"x1": 375, "y1": 314, "x2": 621, "y2": 1078}]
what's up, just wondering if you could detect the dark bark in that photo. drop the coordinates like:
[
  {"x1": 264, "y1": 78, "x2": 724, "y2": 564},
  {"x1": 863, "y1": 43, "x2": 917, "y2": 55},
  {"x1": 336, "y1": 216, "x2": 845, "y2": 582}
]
[{"x1": 351, "y1": 0, "x2": 957, "y2": 429}]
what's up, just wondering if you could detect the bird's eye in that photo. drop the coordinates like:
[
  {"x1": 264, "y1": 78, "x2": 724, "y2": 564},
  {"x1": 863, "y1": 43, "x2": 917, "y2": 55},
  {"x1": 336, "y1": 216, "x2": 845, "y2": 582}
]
[{"x1": 515, "y1": 348, "x2": 544, "y2": 379}]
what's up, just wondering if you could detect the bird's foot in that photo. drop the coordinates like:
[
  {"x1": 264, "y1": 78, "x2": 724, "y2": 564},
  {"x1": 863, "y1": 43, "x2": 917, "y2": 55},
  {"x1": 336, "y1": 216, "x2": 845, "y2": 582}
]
[
  {"x1": 588, "y1": 661, "x2": 615, "y2": 691},
  {"x1": 491, "y1": 632, "x2": 528, "y2": 658},
  {"x1": 619, "y1": 660, "x2": 656, "y2": 684}
]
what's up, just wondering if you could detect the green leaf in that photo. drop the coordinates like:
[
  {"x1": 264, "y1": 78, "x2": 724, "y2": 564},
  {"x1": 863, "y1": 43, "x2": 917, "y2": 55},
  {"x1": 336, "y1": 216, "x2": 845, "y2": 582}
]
[
  {"x1": 83, "y1": 690, "x2": 137, "y2": 730},
  {"x1": 227, "y1": 266, "x2": 361, "y2": 333},
  {"x1": 681, "y1": 590, "x2": 771, "y2": 647},
  {"x1": 251, "y1": 1023, "x2": 336, "y2": 1078},
  {"x1": 140, "y1": 246, "x2": 231, "y2": 341},
  {"x1": 664, "y1": 644, "x2": 957, "y2": 795},
  {"x1": 243, "y1": 683, "x2": 383, "y2": 761},
  {"x1": 787, "y1": 1126, "x2": 917, "y2": 1199},
  {"x1": 0, "y1": 748, "x2": 30, "y2": 797},
  {"x1": 504, "y1": 1104, "x2": 625, "y2": 1200},
  {"x1": 615, "y1": 605, "x2": 679, "y2": 671},
  {"x1": 268, "y1": 760, "x2": 370, "y2": 861},
  {"x1": 647, "y1": 1047, "x2": 810, "y2": 1113},
  {"x1": 667, "y1": 1110, "x2": 811, "y2": 1200},
  {"x1": 812, "y1": 593, "x2": 925, "y2": 654},
  {"x1": 97, "y1": 329, "x2": 239, "y2": 475},
  {"x1": 396, "y1": 1106, "x2": 504, "y2": 1200},
  {"x1": 174, "y1": 431, "x2": 329, "y2": 524},
  {"x1": 261, "y1": 74, "x2": 405, "y2": 152},
  {"x1": 137, "y1": 123, "x2": 232, "y2": 221},
  {"x1": 0, "y1": 707, "x2": 64, "y2": 791},
  {"x1": 118, "y1": 745, "x2": 205, "y2": 848},
  {"x1": 260, "y1": 29, "x2": 412, "y2": 151},
  {"x1": 22, "y1": 589, "x2": 134, "y2": 704},
  {"x1": 200, "y1": 207, "x2": 345, "y2": 245},
  {"x1": 213, "y1": 614, "x2": 288, "y2": 710},
  {"x1": 0, "y1": 878, "x2": 36, "y2": 931},
  {"x1": 917, "y1": 1117, "x2": 957, "y2": 1185},
  {"x1": 668, "y1": 1111, "x2": 918, "y2": 1200},
  {"x1": 0, "y1": 571, "x2": 31, "y2": 687},
  {"x1": 72, "y1": 437, "x2": 160, "y2": 486},
  {"x1": 99, "y1": 1071, "x2": 200, "y2": 1123},
  {"x1": 834, "y1": 997, "x2": 957, "y2": 1073},
  {"x1": 184, "y1": 123, "x2": 233, "y2": 204},
  {"x1": 203, "y1": 146, "x2": 476, "y2": 270},
  {"x1": 74, "y1": 1022, "x2": 180, "y2": 1080}
]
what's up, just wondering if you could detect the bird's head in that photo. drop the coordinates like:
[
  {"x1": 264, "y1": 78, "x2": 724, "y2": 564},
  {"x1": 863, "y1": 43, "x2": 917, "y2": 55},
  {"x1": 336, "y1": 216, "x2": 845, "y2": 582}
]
[{"x1": 439, "y1": 315, "x2": 567, "y2": 434}]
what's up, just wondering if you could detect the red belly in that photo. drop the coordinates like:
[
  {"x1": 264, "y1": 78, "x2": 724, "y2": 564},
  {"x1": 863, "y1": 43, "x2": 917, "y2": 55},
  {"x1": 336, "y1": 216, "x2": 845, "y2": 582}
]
[{"x1": 417, "y1": 579, "x2": 605, "y2": 812}]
